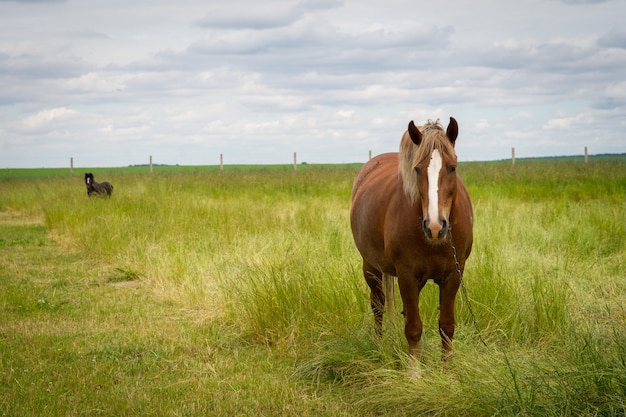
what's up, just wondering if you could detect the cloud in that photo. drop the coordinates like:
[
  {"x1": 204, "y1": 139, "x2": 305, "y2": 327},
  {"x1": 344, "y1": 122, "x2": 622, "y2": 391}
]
[
  {"x1": 193, "y1": 0, "x2": 341, "y2": 29},
  {"x1": 183, "y1": 18, "x2": 452, "y2": 79},
  {"x1": 0, "y1": 50, "x2": 89, "y2": 80},
  {"x1": 62, "y1": 29, "x2": 109, "y2": 40},
  {"x1": 543, "y1": 112, "x2": 591, "y2": 130},
  {"x1": 0, "y1": 0, "x2": 65, "y2": 3},
  {"x1": 559, "y1": 0, "x2": 610, "y2": 4},
  {"x1": 474, "y1": 37, "x2": 601, "y2": 73},
  {"x1": 194, "y1": 5, "x2": 305, "y2": 30},
  {"x1": 21, "y1": 107, "x2": 77, "y2": 130},
  {"x1": 598, "y1": 29, "x2": 626, "y2": 49},
  {"x1": 0, "y1": 0, "x2": 625, "y2": 167}
]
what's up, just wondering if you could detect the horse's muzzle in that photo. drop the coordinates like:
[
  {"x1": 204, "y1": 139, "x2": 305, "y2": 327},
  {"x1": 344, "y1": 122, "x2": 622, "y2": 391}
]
[{"x1": 423, "y1": 218, "x2": 449, "y2": 240}]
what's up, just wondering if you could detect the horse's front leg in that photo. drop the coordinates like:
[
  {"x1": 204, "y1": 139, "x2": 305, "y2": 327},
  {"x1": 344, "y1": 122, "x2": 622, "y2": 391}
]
[
  {"x1": 398, "y1": 273, "x2": 426, "y2": 358},
  {"x1": 438, "y1": 272, "x2": 461, "y2": 358}
]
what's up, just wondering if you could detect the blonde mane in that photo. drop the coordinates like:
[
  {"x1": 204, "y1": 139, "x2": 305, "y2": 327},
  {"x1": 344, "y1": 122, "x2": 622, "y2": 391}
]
[{"x1": 399, "y1": 119, "x2": 457, "y2": 204}]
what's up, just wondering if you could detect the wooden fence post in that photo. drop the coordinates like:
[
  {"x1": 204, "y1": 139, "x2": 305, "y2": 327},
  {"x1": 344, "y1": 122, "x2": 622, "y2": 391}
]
[
  {"x1": 149, "y1": 155, "x2": 153, "y2": 174},
  {"x1": 293, "y1": 152, "x2": 297, "y2": 171},
  {"x1": 584, "y1": 146, "x2": 588, "y2": 164},
  {"x1": 512, "y1": 147, "x2": 516, "y2": 166},
  {"x1": 220, "y1": 154, "x2": 224, "y2": 172},
  {"x1": 369, "y1": 150, "x2": 372, "y2": 160},
  {"x1": 70, "y1": 157, "x2": 74, "y2": 175}
]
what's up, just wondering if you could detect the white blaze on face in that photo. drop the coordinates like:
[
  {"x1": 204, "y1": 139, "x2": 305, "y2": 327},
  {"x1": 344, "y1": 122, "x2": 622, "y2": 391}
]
[{"x1": 427, "y1": 149, "x2": 442, "y2": 222}]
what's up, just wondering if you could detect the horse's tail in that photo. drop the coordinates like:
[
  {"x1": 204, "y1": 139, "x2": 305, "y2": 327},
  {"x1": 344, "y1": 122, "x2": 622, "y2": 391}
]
[{"x1": 382, "y1": 273, "x2": 395, "y2": 317}]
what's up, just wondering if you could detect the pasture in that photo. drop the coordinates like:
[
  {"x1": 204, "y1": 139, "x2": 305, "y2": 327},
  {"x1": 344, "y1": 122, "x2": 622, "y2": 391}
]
[{"x1": 1, "y1": 158, "x2": 625, "y2": 416}]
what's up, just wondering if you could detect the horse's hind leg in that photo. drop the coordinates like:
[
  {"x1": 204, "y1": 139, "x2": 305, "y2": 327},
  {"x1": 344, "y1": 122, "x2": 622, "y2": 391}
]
[{"x1": 363, "y1": 261, "x2": 384, "y2": 337}]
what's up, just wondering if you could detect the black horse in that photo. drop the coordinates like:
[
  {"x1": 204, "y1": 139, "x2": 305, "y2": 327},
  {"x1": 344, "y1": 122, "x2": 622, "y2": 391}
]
[{"x1": 84, "y1": 173, "x2": 114, "y2": 197}]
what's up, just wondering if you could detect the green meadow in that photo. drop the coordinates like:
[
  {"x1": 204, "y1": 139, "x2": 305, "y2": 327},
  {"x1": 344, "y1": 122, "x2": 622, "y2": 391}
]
[{"x1": 1, "y1": 157, "x2": 625, "y2": 416}]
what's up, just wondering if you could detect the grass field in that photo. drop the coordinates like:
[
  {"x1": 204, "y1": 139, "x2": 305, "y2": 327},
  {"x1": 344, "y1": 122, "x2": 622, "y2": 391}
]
[{"x1": 1, "y1": 158, "x2": 625, "y2": 416}]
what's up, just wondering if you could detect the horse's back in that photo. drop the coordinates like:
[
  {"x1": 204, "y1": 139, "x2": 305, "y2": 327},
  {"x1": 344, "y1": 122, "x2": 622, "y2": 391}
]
[
  {"x1": 350, "y1": 153, "x2": 403, "y2": 274},
  {"x1": 351, "y1": 153, "x2": 399, "y2": 199},
  {"x1": 351, "y1": 152, "x2": 400, "y2": 216},
  {"x1": 103, "y1": 182, "x2": 114, "y2": 196}
]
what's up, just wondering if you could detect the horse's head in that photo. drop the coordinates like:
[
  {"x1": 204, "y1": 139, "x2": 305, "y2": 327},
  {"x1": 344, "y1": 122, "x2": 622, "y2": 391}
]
[
  {"x1": 400, "y1": 117, "x2": 459, "y2": 242},
  {"x1": 85, "y1": 173, "x2": 93, "y2": 185}
]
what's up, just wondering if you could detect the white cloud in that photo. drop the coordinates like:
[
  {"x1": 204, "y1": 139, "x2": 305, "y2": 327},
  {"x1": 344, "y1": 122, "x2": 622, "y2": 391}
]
[
  {"x1": 21, "y1": 107, "x2": 77, "y2": 130},
  {"x1": 544, "y1": 118, "x2": 572, "y2": 130},
  {"x1": 543, "y1": 113, "x2": 590, "y2": 130}
]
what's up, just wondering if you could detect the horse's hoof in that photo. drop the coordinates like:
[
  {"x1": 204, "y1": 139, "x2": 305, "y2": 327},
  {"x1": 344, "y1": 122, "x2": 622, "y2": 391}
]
[{"x1": 406, "y1": 357, "x2": 422, "y2": 380}]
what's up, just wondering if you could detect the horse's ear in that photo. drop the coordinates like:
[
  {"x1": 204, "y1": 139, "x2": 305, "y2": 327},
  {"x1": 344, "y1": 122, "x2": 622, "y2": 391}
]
[
  {"x1": 408, "y1": 120, "x2": 422, "y2": 146},
  {"x1": 447, "y1": 117, "x2": 458, "y2": 145}
]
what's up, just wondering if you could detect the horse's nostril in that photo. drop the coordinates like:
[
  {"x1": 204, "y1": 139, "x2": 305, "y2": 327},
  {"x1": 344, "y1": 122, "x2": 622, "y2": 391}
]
[
  {"x1": 438, "y1": 219, "x2": 449, "y2": 239},
  {"x1": 422, "y1": 219, "x2": 432, "y2": 238}
]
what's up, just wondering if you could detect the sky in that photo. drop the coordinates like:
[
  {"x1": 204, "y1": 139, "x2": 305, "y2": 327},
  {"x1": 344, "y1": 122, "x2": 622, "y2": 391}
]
[{"x1": 1, "y1": 0, "x2": 625, "y2": 168}]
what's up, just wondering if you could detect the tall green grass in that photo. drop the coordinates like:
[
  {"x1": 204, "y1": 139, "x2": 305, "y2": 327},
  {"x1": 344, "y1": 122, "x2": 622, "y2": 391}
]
[{"x1": 1, "y1": 160, "x2": 624, "y2": 416}]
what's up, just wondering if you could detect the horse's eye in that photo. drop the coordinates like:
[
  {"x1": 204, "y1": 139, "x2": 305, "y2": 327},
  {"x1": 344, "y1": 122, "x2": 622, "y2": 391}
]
[
  {"x1": 414, "y1": 167, "x2": 421, "y2": 175},
  {"x1": 448, "y1": 166, "x2": 457, "y2": 174}
]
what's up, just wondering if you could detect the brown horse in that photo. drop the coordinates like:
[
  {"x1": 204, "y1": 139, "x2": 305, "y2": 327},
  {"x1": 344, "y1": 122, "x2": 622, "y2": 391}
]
[{"x1": 350, "y1": 117, "x2": 473, "y2": 358}]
